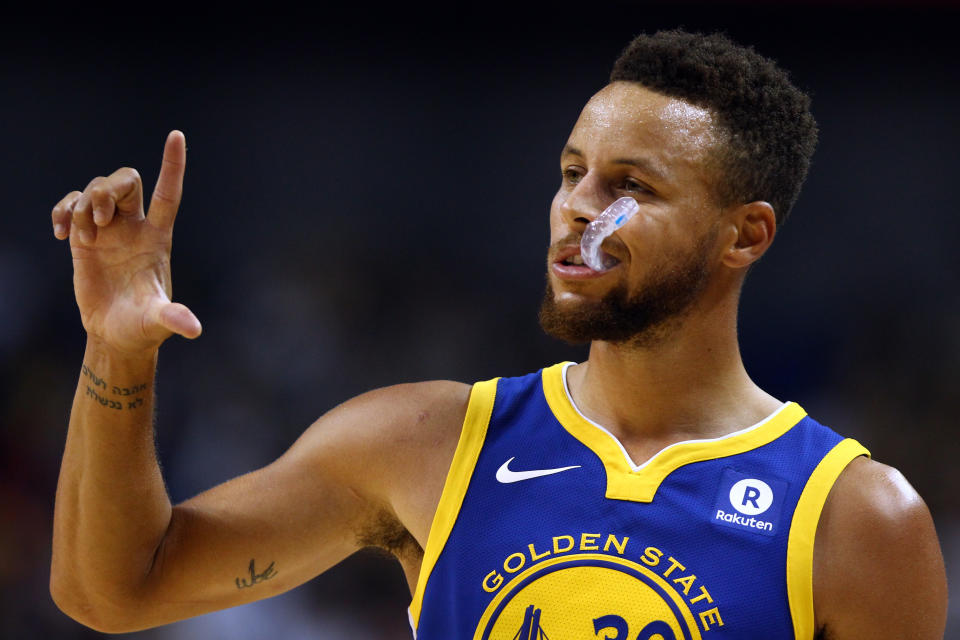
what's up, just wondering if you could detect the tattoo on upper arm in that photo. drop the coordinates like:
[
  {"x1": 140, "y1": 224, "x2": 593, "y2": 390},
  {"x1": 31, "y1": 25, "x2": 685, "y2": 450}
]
[
  {"x1": 81, "y1": 364, "x2": 148, "y2": 410},
  {"x1": 235, "y1": 559, "x2": 278, "y2": 589}
]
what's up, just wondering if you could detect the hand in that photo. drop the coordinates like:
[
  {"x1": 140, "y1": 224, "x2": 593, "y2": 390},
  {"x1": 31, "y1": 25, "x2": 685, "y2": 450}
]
[{"x1": 51, "y1": 130, "x2": 201, "y2": 355}]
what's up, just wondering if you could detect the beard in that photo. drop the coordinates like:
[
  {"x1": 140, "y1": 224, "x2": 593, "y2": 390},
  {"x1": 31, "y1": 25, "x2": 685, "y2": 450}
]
[{"x1": 539, "y1": 230, "x2": 716, "y2": 348}]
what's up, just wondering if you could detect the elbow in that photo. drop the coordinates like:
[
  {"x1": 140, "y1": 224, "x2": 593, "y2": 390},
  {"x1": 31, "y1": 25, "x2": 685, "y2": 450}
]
[
  {"x1": 49, "y1": 577, "x2": 109, "y2": 632},
  {"x1": 50, "y1": 574, "x2": 146, "y2": 634}
]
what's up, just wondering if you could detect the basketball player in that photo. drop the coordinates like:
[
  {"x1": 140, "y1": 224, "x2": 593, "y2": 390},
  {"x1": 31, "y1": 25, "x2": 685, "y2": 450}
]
[{"x1": 49, "y1": 31, "x2": 946, "y2": 639}]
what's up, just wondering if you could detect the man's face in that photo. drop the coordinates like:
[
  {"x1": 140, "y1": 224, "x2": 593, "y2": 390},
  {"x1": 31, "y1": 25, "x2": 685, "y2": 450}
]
[{"x1": 539, "y1": 82, "x2": 726, "y2": 346}]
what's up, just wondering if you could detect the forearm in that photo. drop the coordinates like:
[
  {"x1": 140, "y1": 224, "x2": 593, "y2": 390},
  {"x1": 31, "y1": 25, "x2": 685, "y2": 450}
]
[{"x1": 51, "y1": 337, "x2": 172, "y2": 624}]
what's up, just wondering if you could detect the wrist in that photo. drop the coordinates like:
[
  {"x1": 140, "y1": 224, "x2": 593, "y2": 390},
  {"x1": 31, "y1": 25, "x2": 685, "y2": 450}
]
[
  {"x1": 80, "y1": 339, "x2": 157, "y2": 413},
  {"x1": 83, "y1": 335, "x2": 159, "y2": 373}
]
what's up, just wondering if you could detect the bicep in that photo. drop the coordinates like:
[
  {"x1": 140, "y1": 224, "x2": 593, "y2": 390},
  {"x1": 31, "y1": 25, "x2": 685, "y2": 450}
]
[{"x1": 813, "y1": 457, "x2": 947, "y2": 640}]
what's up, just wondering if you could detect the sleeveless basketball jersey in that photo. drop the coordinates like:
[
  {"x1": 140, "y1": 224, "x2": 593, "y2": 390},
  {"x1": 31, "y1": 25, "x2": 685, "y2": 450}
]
[{"x1": 408, "y1": 363, "x2": 870, "y2": 640}]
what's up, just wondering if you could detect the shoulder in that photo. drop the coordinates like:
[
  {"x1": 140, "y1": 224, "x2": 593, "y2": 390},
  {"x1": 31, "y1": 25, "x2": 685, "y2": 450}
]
[
  {"x1": 282, "y1": 380, "x2": 474, "y2": 548},
  {"x1": 317, "y1": 379, "x2": 473, "y2": 434},
  {"x1": 812, "y1": 456, "x2": 947, "y2": 639},
  {"x1": 291, "y1": 380, "x2": 473, "y2": 481}
]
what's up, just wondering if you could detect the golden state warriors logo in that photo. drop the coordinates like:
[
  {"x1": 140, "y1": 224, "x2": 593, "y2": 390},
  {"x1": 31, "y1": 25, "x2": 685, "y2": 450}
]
[{"x1": 475, "y1": 554, "x2": 703, "y2": 640}]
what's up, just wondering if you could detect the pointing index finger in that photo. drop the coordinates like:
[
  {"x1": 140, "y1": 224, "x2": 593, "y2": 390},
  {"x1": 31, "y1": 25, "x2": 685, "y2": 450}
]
[{"x1": 147, "y1": 130, "x2": 186, "y2": 229}]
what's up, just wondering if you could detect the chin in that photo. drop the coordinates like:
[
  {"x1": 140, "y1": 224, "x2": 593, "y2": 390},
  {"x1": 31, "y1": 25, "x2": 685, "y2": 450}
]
[
  {"x1": 538, "y1": 264, "x2": 708, "y2": 347},
  {"x1": 539, "y1": 283, "x2": 630, "y2": 345}
]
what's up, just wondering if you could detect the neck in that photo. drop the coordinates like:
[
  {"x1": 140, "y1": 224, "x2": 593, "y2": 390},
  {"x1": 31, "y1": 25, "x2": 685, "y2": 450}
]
[{"x1": 567, "y1": 292, "x2": 781, "y2": 444}]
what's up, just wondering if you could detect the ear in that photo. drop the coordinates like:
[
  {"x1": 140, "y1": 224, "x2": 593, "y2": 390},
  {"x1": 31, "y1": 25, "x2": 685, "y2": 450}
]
[{"x1": 721, "y1": 201, "x2": 777, "y2": 269}]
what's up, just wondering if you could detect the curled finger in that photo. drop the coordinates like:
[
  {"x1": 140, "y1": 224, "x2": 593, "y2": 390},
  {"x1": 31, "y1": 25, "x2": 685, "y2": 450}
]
[
  {"x1": 71, "y1": 189, "x2": 98, "y2": 245},
  {"x1": 107, "y1": 167, "x2": 144, "y2": 219},
  {"x1": 52, "y1": 190, "x2": 81, "y2": 239},
  {"x1": 89, "y1": 180, "x2": 118, "y2": 227}
]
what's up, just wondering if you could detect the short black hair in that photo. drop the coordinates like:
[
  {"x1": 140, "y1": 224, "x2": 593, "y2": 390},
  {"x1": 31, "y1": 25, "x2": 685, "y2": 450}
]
[{"x1": 610, "y1": 29, "x2": 818, "y2": 225}]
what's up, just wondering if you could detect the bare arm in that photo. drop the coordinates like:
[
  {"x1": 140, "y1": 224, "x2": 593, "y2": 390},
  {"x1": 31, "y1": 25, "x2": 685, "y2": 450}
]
[
  {"x1": 813, "y1": 456, "x2": 947, "y2": 639},
  {"x1": 49, "y1": 132, "x2": 470, "y2": 632},
  {"x1": 50, "y1": 130, "x2": 201, "y2": 630},
  {"x1": 51, "y1": 341, "x2": 167, "y2": 630},
  {"x1": 54, "y1": 355, "x2": 465, "y2": 632}
]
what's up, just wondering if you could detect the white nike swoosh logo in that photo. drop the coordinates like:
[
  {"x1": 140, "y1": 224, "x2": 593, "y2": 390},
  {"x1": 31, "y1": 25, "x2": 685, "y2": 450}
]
[{"x1": 495, "y1": 457, "x2": 581, "y2": 483}]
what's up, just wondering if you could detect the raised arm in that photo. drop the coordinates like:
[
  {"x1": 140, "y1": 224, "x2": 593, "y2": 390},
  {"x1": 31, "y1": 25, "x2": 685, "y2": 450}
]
[
  {"x1": 49, "y1": 132, "x2": 470, "y2": 632},
  {"x1": 50, "y1": 130, "x2": 200, "y2": 629}
]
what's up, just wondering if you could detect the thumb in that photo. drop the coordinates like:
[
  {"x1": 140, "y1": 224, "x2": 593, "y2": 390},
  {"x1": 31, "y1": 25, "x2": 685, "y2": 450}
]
[
  {"x1": 147, "y1": 130, "x2": 187, "y2": 229},
  {"x1": 156, "y1": 302, "x2": 202, "y2": 340}
]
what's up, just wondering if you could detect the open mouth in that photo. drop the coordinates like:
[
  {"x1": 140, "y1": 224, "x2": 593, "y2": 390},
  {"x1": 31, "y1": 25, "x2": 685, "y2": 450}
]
[{"x1": 560, "y1": 251, "x2": 620, "y2": 270}]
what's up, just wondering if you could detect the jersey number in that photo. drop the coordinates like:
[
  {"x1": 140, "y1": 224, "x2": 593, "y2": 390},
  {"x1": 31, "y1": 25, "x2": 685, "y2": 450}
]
[{"x1": 593, "y1": 614, "x2": 677, "y2": 640}]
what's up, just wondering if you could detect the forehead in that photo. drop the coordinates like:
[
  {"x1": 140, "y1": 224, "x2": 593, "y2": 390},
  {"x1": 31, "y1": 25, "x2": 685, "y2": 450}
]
[{"x1": 566, "y1": 82, "x2": 719, "y2": 172}]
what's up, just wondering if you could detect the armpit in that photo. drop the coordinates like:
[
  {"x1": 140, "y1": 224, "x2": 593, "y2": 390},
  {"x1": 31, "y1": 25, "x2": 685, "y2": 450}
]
[{"x1": 356, "y1": 509, "x2": 423, "y2": 563}]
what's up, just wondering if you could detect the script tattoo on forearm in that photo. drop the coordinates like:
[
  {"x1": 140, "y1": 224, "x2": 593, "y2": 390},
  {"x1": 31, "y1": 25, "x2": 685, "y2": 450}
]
[
  {"x1": 81, "y1": 364, "x2": 107, "y2": 389},
  {"x1": 235, "y1": 559, "x2": 278, "y2": 589},
  {"x1": 81, "y1": 364, "x2": 148, "y2": 410}
]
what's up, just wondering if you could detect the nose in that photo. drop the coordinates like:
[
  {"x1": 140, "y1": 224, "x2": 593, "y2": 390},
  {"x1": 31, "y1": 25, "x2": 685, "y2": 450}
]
[{"x1": 558, "y1": 172, "x2": 608, "y2": 229}]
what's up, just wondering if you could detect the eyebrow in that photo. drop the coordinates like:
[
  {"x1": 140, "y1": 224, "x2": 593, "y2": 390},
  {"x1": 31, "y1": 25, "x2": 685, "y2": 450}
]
[{"x1": 561, "y1": 145, "x2": 669, "y2": 182}]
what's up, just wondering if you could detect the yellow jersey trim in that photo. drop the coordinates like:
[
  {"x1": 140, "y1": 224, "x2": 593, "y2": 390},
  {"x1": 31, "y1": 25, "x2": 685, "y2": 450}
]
[
  {"x1": 408, "y1": 377, "x2": 499, "y2": 631},
  {"x1": 786, "y1": 438, "x2": 870, "y2": 640},
  {"x1": 541, "y1": 362, "x2": 809, "y2": 503}
]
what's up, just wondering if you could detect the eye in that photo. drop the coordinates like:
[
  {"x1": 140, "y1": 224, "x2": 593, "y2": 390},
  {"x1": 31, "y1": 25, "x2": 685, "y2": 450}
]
[
  {"x1": 622, "y1": 178, "x2": 651, "y2": 194},
  {"x1": 562, "y1": 167, "x2": 584, "y2": 185}
]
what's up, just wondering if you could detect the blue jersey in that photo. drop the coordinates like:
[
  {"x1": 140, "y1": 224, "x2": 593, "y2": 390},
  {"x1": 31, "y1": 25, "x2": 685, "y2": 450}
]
[{"x1": 408, "y1": 363, "x2": 869, "y2": 640}]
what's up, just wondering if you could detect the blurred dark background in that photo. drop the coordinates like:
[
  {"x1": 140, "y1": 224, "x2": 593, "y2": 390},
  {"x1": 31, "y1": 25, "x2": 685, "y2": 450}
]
[{"x1": 1, "y1": 2, "x2": 957, "y2": 637}]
